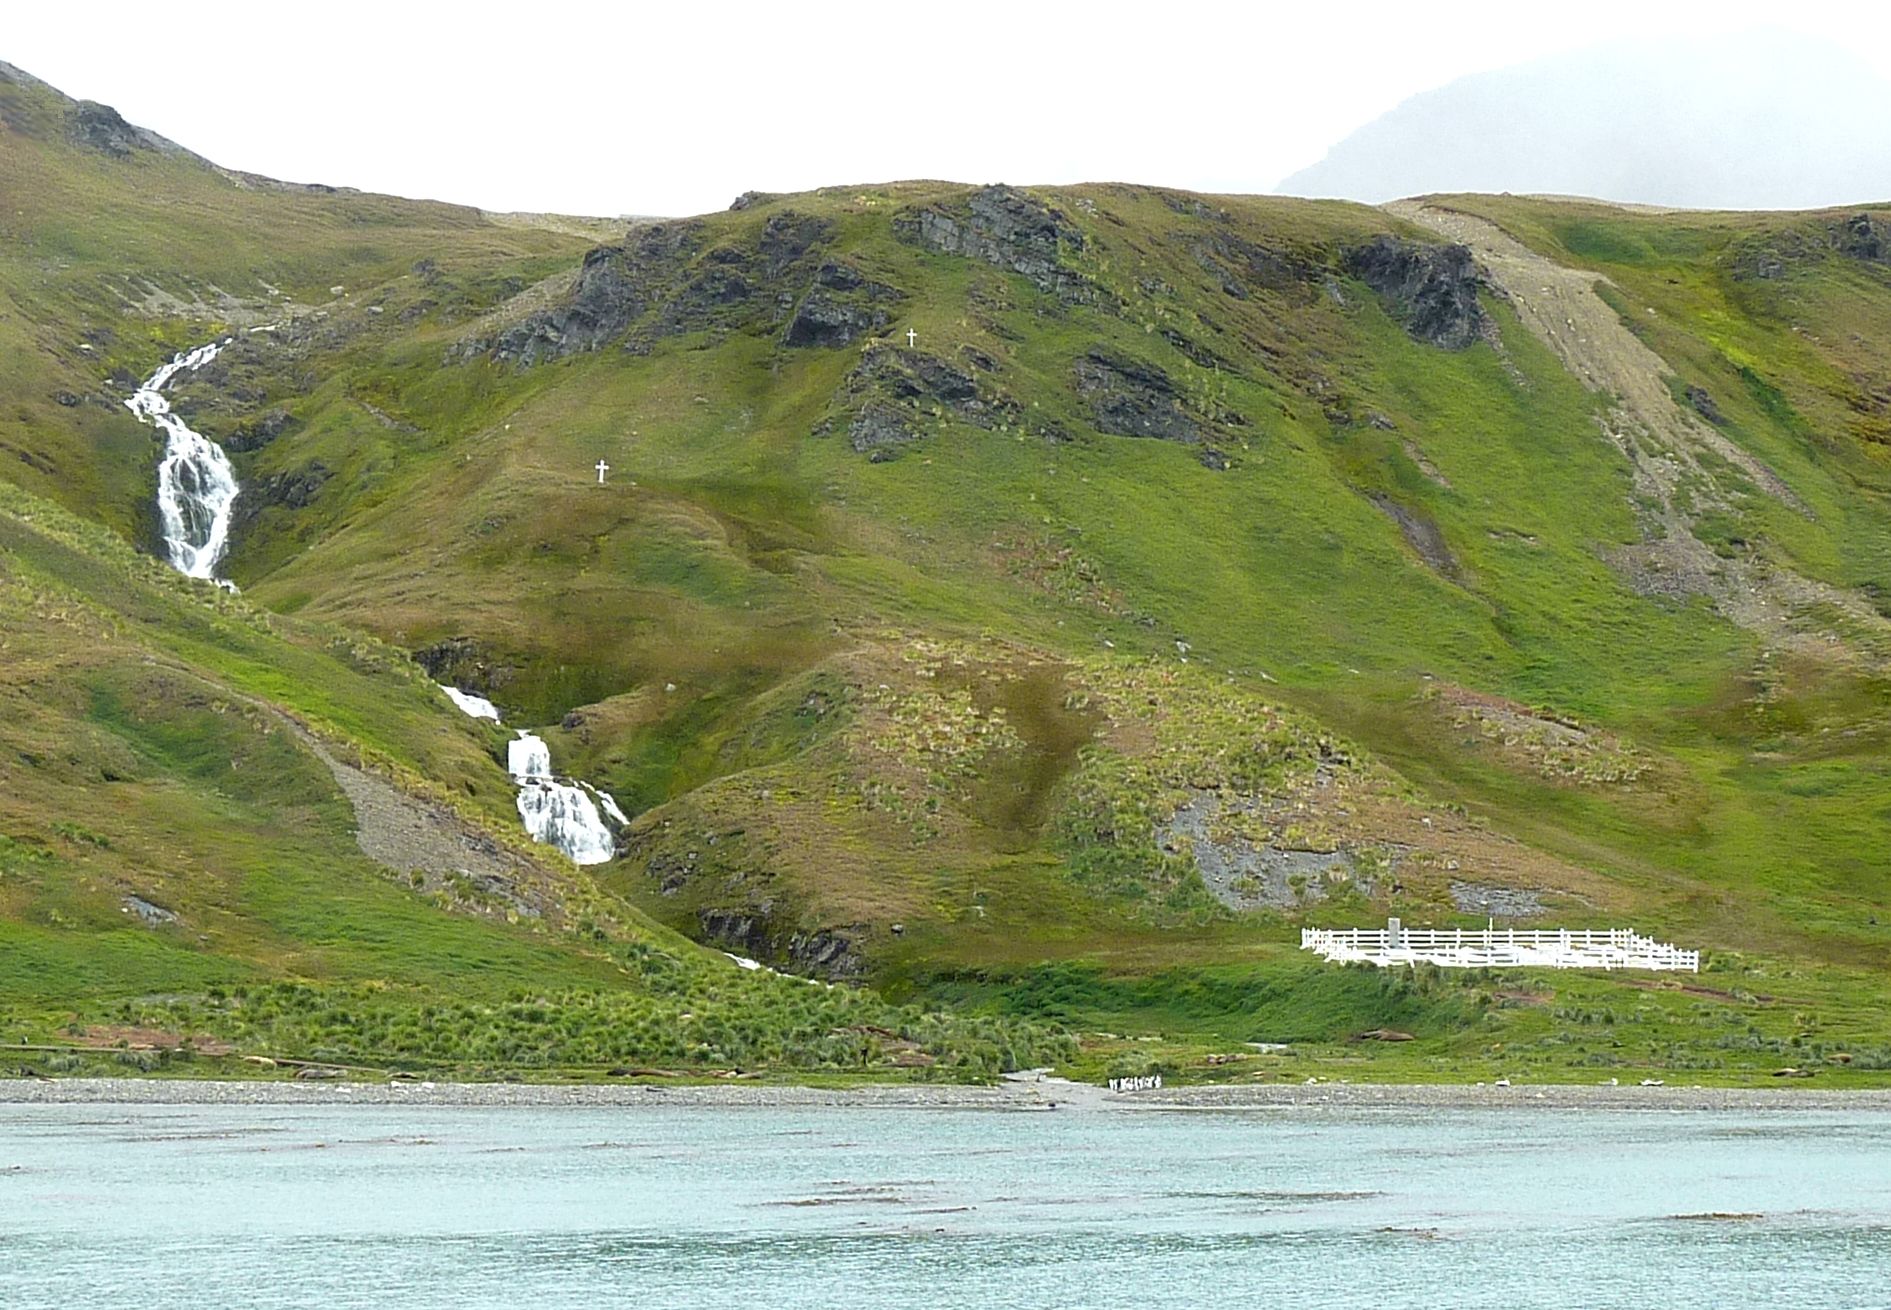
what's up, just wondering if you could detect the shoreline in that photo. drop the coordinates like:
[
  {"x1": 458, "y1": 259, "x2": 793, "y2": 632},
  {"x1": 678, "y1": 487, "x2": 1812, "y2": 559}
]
[{"x1": 4, "y1": 1076, "x2": 1891, "y2": 1111}]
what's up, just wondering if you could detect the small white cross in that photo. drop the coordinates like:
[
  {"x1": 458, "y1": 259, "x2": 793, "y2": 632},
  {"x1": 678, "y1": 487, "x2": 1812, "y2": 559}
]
[
  {"x1": 906, "y1": 327, "x2": 917, "y2": 348},
  {"x1": 595, "y1": 459, "x2": 610, "y2": 484}
]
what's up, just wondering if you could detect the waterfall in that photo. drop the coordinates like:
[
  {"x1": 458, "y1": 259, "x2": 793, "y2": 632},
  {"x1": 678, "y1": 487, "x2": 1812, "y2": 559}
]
[
  {"x1": 125, "y1": 339, "x2": 240, "y2": 584},
  {"x1": 510, "y1": 731, "x2": 618, "y2": 865},
  {"x1": 442, "y1": 685, "x2": 502, "y2": 722},
  {"x1": 439, "y1": 684, "x2": 621, "y2": 866}
]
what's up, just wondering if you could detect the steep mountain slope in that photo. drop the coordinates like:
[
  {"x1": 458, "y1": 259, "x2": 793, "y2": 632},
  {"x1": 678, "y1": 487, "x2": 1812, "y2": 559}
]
[{"x1": 4, "y1": 59, "x2": 1890, "y2": 1082}]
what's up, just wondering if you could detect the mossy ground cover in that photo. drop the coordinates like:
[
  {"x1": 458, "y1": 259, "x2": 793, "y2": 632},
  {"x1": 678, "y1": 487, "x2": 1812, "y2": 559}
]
[{"x1": 3, "y1": 67, "x2": 1889, "y2": 1082}]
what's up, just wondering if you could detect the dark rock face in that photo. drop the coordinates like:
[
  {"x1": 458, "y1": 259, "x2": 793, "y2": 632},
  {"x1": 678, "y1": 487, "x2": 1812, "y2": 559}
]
[
  {"x1": 1834, "y1": 213, "x2": 1889, "y2": 263},
  {"x1": 1686, "y1": 384, "x2": 1725, "y2": 425},
  {"x1": 783, "y1": 262, "x2": 905, "y2": 349},
  {"x1": 837, "y1": 345, "x2": 1025, "y2": 459},
  {"x1": 1343, "y1": 236, "x2": 1488, "y2": 349},
  {"x1": 487, "y1": 223, "x2": 701, "y2": 365},
  {"x1": 697, "y1": 908, "x2": 864, "y2": 979},
  {"x1": 1074, "y1": 350, "x2": 1198, "y2": 442},
  {"x1": 785, "y1": 293, "x2": 884, "y2": 348},
  {"x1": 758, "y1": 212, "x2": 829, "y2": 274},
  {"x1": 729, "y1": 190, "x2": 776, "y2": 211},
  {"x1": 223, "y1": 408, "x2": 295, "y2": 453},
  {"x1": 67, "y1": 101, "x2": 159, "y2": 157},
  {"x1": 848, "y1": 403, "x2": 920, "y2": 459},
  {"x1": 481, "y1": 212, "x2": 854, "y2": 365},
  {"x1": 226, "y1": 462, "x2": 331, "y2": 547},
  {"x1": 895, "y1": 185, "x2": 1091, "y2": 301},
  {"x1": 256, "y1": 461, "x2": 330, "y2": 510},
  {"x1": 412, "y1": 637, "x2": 518, "y2": 697}
]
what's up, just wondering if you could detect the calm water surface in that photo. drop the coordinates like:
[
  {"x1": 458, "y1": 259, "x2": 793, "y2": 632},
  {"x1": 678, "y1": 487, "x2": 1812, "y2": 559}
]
[{"x1": 3, "y1": 1101, "x2": 1889, "y2": 1308}]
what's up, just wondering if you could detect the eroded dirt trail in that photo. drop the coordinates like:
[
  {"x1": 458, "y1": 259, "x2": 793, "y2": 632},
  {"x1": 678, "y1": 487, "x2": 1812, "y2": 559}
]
[{"x1": 1391, "y1": 199, "x2": 1889, "y2": 664}]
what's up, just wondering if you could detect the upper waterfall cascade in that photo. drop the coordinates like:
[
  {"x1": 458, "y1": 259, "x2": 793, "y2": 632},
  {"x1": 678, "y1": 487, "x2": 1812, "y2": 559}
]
[{"x1": 125, "y1": 339, "x2": 240, "y2": 584}]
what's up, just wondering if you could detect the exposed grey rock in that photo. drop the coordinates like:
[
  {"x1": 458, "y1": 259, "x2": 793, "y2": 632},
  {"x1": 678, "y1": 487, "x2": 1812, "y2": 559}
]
[
  {"x1": 758, "y1": 212, "x2": 830, "y2": 274},
  {"x1": 836, "y1": 346, "x2": 1026, "y2": 458},
  {"x1": 1162, "y1": 790, "x2": 1362, "y2": 911},
  {"x1": 1833, "y1": 212, "x2": 1890, "y2": 262},
  {"x1": 895, "y1": 185, "x2": 1091, "y2": 301},
  {"x1": 783, "y1": 263, "x2": 904, "y2": 349},
  {"x1": 697, "y1": 908, "x2": 864, "y2": 980},
  {"x1": 1685, "y1": 384, "x2": 1725, "y2": 425},
  {"x1": 482, "y1": 212, "x2": 839, "y2": 365},
  {"x1": 1368, "y1": 492, "x2": 1459, "y2": 578},
  {"x1": 729, "y1": 190, "x2": 776, "y2": 211},
  {"x1": 1449, "y1": 880, "x2": 1545, "y2": 918},
  {"x1": 67, "y1": 99, "x2": 189, "y2": 158},
  {"x1": 1343, "y1": 236, "x2": 1488, "y2": 349},
  {"x1": 848, "y1": 403, "x2": 920, "y2": 459},
  {"x1": 122, "y1": 895, "x2": 176, "y2": 926},
  {"x1": 1074, "y1": 350, "x2": 1198, "y2": 442},
  {"x1": 487, "y1": 222, "x2": 701, "y2": 365},
  {"x1": 223, "y1": 408, "x2": 294, "y2": 453},
  {"x1": 411, "y1": 637, "x2": 518, "y2": 697},
  {"x1": 1189, "y1": 233, "x2": 1316, "y2": 301},
  {"x1": 785, "y1": 929, "x2": 863, "y2": 979}
]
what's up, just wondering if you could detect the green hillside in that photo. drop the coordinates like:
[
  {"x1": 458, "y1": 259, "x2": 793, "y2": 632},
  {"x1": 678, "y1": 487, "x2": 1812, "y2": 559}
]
[{"x1": 3, "y1": 59, "x2": 1889, "y2": 1085}]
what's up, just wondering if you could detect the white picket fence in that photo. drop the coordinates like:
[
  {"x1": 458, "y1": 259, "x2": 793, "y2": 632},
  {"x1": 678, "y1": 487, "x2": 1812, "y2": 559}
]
[{"x1": 1301, "y1": 919, "x2": 1699, "y2": 972}]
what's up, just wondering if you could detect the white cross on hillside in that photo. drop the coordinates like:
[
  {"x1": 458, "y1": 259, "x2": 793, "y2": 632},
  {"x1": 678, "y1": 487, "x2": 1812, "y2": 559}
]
[
  {"x1": 906, "y1": 327, "x2": 917, "y2": 347},
  {"x1": 595, "y1": 459, "x2": 610, "y2": 484}
]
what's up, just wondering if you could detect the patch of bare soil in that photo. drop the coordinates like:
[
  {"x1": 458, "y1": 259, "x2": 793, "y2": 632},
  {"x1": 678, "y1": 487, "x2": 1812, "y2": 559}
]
[
  {"x1": 1426, "y1": 683, "x2": 1649, "y2": 785},
  {"x1": 1388, "y1": 200, "x2": 1891, "y2": 669}
]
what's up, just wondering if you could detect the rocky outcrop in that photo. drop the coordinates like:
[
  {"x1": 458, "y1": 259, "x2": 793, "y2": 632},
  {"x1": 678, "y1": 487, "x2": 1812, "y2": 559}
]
[
  {"x1": 226, "y1": 461, "x2": 332, "y2": 548},
  {"x1": 847, "y1": 403, "x2": 920, "y2": 458},
  {"x1": 1073, "y1": 350, "x2": 1238, "y2": 468},
  {"x1": 837, "y1": 345, "x2": 1027, "y2": 459},
  {"x1": 895, "y1": 185, "x2": 1092, "y2": 301},
  {"x1": 1834, "y1": 212, "x2": 1889, "y2": 263},
  {"x1": 1343, "y1": 236, "x2": 1488, "y2": 349},
  {"x1": 479, "y1": 211, "x2": 855, "y2": 365},
  {"x1": 67, "y1": 99, "x2": 191, "y2": 158},
  {"x1": 697, "y1": 908, "x2": 864, "y2": 979},
  {"x1": 223, "y1": 408, "x2": 295, "y2": 453},
  {"x1": 412, "y1": 637, "x2": 518, "y2": 698},
  {"x1": 783, "y1": 262, "x2": 905, "y2": 348},
  {"x1": 485, "y1": 222, "x2": 701, "y2": 365},
  {"x1": 1685, "y1": 385, "x2": 1725, "y2": 425},
  {"x1": 1368, "y1": 492, "x2": 1459, "y2": 578},
  {"x1": 757, "y1": 211, "x2": 829, "y2": 274},
  {"x1": 1075, "y1": 351, "x2": 1197, "y2": 441}
]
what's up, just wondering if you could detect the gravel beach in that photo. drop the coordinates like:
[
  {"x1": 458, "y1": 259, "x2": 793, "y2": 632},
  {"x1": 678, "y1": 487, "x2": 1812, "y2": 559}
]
[{"x1": 4, "y1": 1076, "x2": 1889, "y2": 1112}]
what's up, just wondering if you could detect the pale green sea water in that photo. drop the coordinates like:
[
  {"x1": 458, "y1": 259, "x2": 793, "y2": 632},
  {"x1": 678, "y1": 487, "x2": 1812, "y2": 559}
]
[{"x1": 3, "y1": 1102, "x2": 1889, "y2": 1308}]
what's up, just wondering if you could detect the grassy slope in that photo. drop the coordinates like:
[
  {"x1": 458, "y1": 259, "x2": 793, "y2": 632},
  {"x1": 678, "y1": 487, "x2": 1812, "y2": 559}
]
[
  {"x1": 0, "y1": 72, "x2": 1068, "y2": 1082},
  {"x1": 2, "y1": 59, "x2": 1888, "y2": 1083},
  {"x1": 219, "y1": 183, "x2": 1891, "y2": 1082}
]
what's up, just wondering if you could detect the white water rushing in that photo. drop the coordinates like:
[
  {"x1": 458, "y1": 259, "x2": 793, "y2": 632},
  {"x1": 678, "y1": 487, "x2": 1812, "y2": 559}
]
[
  {"x1": 441, "y1": 686, "x2": 503, "y2": 722},
  {"x1": 508, "y1": 730, "x2": 618, "y2": 865},
  {"x1": 441, "y1": 688, "x2": 622, "y2": 865},
  {"x1": 125, "y1": 339, "x2": 240, "y2": 583}
]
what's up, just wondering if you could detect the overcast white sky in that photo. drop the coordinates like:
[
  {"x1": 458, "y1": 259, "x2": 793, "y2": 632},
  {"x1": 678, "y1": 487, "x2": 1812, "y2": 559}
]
[{"x1": 8, "y1": 1, "x2": 1891, "y2": 217}]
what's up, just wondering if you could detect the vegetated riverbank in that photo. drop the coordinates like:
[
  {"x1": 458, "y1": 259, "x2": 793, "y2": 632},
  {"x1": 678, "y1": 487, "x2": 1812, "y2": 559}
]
[{"x1": 6, "y1": 1076, "x2": 1891, "y2": 1112}]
